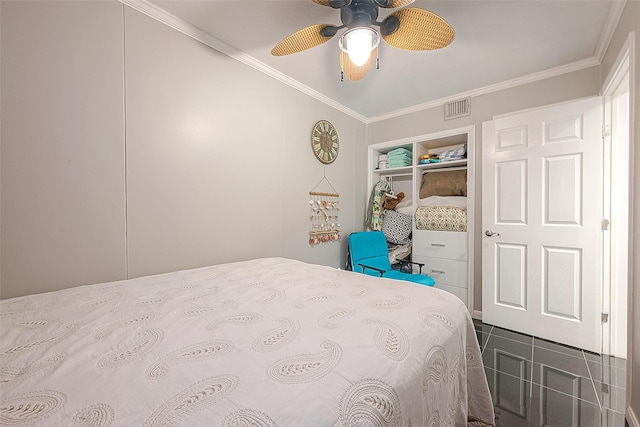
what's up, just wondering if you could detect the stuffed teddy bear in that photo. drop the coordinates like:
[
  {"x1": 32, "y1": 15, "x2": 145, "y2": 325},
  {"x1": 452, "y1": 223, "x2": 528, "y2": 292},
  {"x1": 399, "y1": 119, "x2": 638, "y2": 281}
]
[{"x1": 383, "y1": 192, "x2": 405, "y2": 211}]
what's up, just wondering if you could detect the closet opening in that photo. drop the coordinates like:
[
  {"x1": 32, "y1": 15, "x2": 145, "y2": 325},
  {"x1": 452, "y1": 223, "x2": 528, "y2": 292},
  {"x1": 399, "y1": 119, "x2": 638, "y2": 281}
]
[{"x1": 367, "y1": 126, "x2": 476, "y2": 312}]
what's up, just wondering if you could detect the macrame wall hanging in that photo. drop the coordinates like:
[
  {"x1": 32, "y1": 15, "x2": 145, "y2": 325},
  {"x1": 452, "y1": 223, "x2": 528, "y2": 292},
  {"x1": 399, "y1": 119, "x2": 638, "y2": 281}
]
[{"x1": 308, "y1": 170, "x2": 341, "y2": 246}]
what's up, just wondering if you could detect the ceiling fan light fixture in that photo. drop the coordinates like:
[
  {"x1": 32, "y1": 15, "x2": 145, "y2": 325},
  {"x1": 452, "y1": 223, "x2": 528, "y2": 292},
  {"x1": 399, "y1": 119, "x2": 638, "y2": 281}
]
[{"x1": 338, "y1": 27, "x2": 379, "y2": 66}]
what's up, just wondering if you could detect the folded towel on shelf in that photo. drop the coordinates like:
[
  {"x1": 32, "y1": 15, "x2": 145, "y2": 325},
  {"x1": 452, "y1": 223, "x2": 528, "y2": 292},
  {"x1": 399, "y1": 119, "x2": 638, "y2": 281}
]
[
  {"x1": 387, "y1": 159, "x2": 412, "y2": 166},
  {"x1": 383, "y1": 147, "x2": 413, "y2": 168},
  {"x1": 388, "y1": 162, "x2": 411, "y2": 168},
  {"x1": 388, "y1": 147, "x2": 412, "y2": 155},
  {"x1": 387, "y1": 152, "x2": 412, "y2": 159},
  {"x1": 387, "y1": 162, "x2": 411, "y2": 169},
  {"x1": 387, "y1": 147, "x2": 412, "y2": 159},
  {"x1": 387, "y1": 154, "x2": 412, "y2": 162}
]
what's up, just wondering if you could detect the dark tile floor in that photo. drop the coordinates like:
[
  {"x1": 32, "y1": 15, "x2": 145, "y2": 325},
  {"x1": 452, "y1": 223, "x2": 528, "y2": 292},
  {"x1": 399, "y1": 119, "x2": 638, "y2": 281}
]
[{"x1": 474, "y1": 319, "x2": 628, "y2": 427}]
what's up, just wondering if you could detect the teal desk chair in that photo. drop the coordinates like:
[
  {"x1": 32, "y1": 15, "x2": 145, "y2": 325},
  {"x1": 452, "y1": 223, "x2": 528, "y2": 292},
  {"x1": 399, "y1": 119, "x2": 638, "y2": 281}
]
[{"x1": 348, "y1": 231, "x2": 435, "y2": 286}]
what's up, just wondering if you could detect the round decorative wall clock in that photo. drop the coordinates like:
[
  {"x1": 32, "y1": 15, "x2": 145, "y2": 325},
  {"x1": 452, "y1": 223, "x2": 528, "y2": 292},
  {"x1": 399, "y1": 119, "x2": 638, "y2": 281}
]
[{"x1": 311, "y1": 120, "x2": 339, "y2": 164}]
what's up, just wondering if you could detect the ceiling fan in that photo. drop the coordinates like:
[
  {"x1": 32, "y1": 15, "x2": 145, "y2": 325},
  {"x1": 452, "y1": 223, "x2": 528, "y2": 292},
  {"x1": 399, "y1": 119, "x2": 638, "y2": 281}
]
[{"x1": 271, "y1": 0, "x2": 455, "y2": 81}]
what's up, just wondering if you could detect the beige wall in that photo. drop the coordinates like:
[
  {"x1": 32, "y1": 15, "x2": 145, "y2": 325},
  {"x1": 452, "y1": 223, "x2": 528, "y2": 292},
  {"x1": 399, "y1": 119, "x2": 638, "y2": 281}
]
[
  {"x1": 0, "y1": 1, "x2": 366, "y2": 299},
  {"x1": 123, "y1": 9, "x2": 364, "y2": 278},
  {"x1": 1, "y1": 1, "x2": 127, "y2": 297},
  {"x1": 599, "y1": 0, "x2": 639, "y2": 423},
  {"x1": 367, "y1": 67, "x2": 600, "y2": 315}
]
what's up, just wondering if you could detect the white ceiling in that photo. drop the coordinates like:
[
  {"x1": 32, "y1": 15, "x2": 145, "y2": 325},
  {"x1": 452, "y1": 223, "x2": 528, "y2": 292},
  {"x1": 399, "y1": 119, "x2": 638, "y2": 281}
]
[{"x1": 135, "y1": 0, "x2": 623, "y2": 121}]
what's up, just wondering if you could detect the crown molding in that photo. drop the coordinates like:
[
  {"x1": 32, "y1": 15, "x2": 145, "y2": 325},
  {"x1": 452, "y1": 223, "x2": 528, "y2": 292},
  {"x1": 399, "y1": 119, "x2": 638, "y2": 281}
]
[
  {"x1": 368, "y1": 1, "x2": 625, "y2": 123},
  {"x1": 600, "y1": 31, "x2": 634, "y2": 96},
  {"x1": 366, "y1": 56, "x2": 600, "y2": 123},
  {"x1": 119, "y1": 0, "x2": 368, "y2": 123},
  {"x1": 594, "y1": 0, "x2": 627, "y2": 63}
]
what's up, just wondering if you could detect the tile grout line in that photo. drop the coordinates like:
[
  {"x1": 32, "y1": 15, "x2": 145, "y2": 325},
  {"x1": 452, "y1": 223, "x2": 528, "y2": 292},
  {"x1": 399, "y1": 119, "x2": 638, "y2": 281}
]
[
  {"x1": 494, "y1": 329, "x2": 615, "y2": 410},
  {"x1": 482, "y1": 364, "x2": 604, "y2": 404},
  {"x1": 479, "y1": 324, "x2": 493, "y2": 355},
  {"x1": 479, "y1": 321, "x2": 627, "y2": 425},
  {"x1": 488, "y1": 331, "x2": 535, "y2": 347},
  {"x1": 486, "y1": 325, "x2": 493, "y2": 353},
  {"x1": 530, "y1": 336, "x2": 536, "y2": 421},
  {"x1": 483, "y1": 365, "x2": 606, "y2": 410},
  {"x1": 583, "y1": 349, "x2": 604, "y2": 413}
]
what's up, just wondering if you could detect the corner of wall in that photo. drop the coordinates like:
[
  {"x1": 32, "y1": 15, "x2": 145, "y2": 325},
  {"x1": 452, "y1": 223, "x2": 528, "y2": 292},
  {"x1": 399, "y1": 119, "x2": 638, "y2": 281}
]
[{"x1": 628, "y1": 406, "x2": 639, "y2": 427}]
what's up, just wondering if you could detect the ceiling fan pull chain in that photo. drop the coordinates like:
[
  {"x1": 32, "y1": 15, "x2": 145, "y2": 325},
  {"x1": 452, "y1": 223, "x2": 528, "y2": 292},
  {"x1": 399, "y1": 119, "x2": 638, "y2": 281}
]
[
  {"x1": 340, "y1": 71, "x2": 344, "y2": 82},
  {"x1": 376, "y1": 50, "x2": 380, "y2": 70}
]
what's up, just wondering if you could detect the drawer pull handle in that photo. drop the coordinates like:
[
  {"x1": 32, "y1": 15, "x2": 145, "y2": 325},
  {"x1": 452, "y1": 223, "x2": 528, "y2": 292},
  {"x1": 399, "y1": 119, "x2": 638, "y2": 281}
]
[
  {"x1": 431, "y1": 243, "x2": 445, "y2": 247},
  {"x1": 431, "y1": 270, "x2": 446, "y2": 274}
]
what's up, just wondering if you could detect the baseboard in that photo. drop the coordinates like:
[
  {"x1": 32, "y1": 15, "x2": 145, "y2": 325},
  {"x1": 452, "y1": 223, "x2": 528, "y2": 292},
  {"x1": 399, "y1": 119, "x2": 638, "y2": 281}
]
[
  {"x1": 628, "y1": 406, "x2": 639, "y2": 427},
  {"x1": 472, "y1": 310, "x2": 482, "y2": 320}
]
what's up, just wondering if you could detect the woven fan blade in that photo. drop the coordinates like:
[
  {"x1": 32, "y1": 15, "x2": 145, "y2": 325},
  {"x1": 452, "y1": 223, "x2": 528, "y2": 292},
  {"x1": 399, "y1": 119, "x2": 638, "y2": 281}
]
[
  {"x1": 382, "y1": 8, "x2": 454, "y2": 50},
  {"x1": 379, "y1": 0, "x2": 415, "y2": 8},
  {"x1": 271, "y1": 24, "x2": 335, "y2": 56},
  {"x1": 340, "y1": 48, "x2": 376, "y2": 81},
  {"x1": 311, "y1": 0, "x2": 332, "y2": 6}
]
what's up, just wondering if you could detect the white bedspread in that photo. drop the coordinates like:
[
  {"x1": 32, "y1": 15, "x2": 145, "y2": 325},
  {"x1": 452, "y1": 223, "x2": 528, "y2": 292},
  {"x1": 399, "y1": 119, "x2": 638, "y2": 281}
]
[{"x1": 0, "y1": 257, "x2": 494, "y2": 426}]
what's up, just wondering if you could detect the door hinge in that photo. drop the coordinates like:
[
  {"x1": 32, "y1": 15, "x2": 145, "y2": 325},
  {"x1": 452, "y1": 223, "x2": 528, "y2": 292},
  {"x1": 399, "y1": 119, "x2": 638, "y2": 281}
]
[
  {"x1": 601, "y1": 219, "x2": 610, "y2": 231},
  {"x1": 602, "y1": 124, "x2": 612, "y2": 138},
  {"x1": 601, "y1": 313, "x2": 609, "y2": 323}
]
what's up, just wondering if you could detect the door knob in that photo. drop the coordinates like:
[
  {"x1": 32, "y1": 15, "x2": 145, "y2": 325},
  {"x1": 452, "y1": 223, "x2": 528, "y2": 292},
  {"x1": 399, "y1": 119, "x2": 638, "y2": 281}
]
[{"x1": 485, "y1": 229, "x2": 500, "y2": 237}]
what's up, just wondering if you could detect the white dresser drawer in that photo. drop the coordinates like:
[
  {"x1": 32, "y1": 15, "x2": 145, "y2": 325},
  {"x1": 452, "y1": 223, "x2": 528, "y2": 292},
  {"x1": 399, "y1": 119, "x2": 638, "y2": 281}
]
[
  {"x1": 412, "y1": 256, "x2": 467, "y2": 287},
  {"x1": 433, "y1": 283, "x2": 467, "y2": 305},
  {"x1": 413, "y1": 230, "x2": 467, "y2": 260}
]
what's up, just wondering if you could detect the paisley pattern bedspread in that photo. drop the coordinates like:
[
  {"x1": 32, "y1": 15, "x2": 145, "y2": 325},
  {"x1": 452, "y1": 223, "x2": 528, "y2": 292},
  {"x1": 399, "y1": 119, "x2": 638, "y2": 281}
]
[{"x1": 0, "y1": 257, "x2": 494, "y2": 426}]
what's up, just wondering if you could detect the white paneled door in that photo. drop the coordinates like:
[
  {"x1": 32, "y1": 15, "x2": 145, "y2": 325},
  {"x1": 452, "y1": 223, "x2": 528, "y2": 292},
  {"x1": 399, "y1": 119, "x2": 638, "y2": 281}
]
[{"x1": 482, "y1": 97, "x2": 603, "y2": 353}]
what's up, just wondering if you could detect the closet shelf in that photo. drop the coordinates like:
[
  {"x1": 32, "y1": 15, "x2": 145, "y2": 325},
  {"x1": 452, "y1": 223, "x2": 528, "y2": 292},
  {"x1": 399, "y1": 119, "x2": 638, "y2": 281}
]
[
  {"x1": 373, "y1": 159, "x2": 467, "y2": 176},
  {"x1": 372, "y1": 166, "x2": 412, "y2": 176},
  {"x1": 417, "y1": 159, "x2": 467, "y2": 171}
]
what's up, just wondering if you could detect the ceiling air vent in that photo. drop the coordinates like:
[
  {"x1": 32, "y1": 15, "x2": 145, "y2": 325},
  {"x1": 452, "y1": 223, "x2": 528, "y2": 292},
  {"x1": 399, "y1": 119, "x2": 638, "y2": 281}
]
[{"x1": 444, "y1": 98, "x2": 470, "y2": 120}]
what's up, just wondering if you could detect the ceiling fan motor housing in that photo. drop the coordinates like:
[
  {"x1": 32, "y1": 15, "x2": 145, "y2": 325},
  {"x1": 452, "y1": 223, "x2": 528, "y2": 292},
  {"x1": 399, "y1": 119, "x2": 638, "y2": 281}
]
[{"x1": 340, "y1": 0, "x2": 379, "y2": 29}]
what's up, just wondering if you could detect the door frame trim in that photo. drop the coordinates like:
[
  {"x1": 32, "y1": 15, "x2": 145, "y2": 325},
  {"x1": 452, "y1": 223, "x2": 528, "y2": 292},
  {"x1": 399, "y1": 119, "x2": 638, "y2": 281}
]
[
  {"x1": 600, "y1": 36, "x2": 632, "y2": 358},
  {"x1": 600, "y1": 29, "x2": 635, "y2": 417}
]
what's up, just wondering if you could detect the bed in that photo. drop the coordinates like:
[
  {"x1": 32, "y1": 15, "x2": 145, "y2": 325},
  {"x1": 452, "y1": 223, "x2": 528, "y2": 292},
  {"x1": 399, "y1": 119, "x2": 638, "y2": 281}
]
[{"x1": 0, "y1": 257, "x2": 494, "y2": 426}]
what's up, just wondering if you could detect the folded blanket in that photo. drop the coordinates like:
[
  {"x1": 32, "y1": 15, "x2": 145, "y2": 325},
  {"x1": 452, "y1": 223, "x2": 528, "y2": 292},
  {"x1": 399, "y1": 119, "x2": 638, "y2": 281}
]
[{"x1": 439, "y1": 145, "x2": 467, "y2": 162}]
